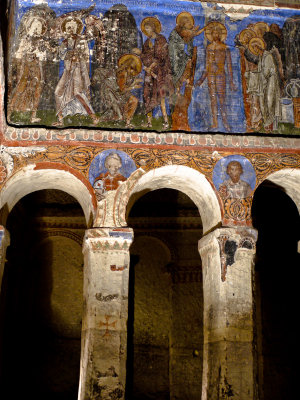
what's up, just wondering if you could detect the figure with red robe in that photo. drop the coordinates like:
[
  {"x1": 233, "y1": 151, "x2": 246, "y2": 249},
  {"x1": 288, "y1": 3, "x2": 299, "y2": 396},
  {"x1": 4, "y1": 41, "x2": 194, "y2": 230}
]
[{"x1": 139, "y1": 17, "x2": 174, "y2": 129}]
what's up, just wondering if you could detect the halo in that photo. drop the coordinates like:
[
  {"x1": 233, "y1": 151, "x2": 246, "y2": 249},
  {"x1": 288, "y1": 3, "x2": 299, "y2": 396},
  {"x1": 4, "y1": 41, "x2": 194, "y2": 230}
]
[
  {"x1": 239, "y1": 28, "x2": 256, "y2": 47},
  {"x1": 61, "y1": 16, "x2": 84, "y2": 35},
  {"x1": 176, "y1": 12, "x2": 194, "y2": 28},
  {"x1": 205, "y1": 22, "x2": 227, "y2": 43},
  {"x1": 141, "y1": 17, "x2": 161, "y2": 36},
  {"x1": 118, "y1": 54, "x2": 142, "y2": 76},
  {"x1": 248, "y1": 37, "x2": 266, "y2": 56},
  {"x1": 253, "y1": 22, "x2": 269, "y2": 38},
  {"x1": 25, "y1": 16, "x2": 47, "y2": 36}
]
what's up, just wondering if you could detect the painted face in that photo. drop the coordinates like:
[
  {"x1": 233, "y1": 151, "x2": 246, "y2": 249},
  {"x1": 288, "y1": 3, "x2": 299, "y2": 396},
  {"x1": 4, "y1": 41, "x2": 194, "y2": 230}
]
[
  {"x1": 106, "y1": 159, "x2": 121, "y2": 176},
  {"x1": 182, "y1": 17, "x2": 193, "y2": 30},
  {"x1": 212, "y1": 29, "x2": 221, "y2": 42},
  {"x1": 65, "y1": 20, "x2": 78, "y2": 35},
  {"x1": 144, "y1": 23, "x2": 155, "y2": 37},
  {"x1": 28, "y1": 19, "x2": 43, "y2": 36},
  {"x1": 227, "y1": 164, "x2": 242, "y2": 183},
  {"x1": 253, "y1": 43, "x2": 264, "y2": 56}
]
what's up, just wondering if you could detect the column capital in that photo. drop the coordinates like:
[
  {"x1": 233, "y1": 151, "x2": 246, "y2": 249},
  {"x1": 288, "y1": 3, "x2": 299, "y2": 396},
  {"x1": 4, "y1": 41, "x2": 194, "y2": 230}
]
[
  {"x1": 83, "y1": 227, "x2": 133, "y2": 254},
  {"x1": 199, "y1": 227, "x2": 258, "y2": 400},
  {"x1": 199, "y1": 227, "x2": 257, "y2": 282}
]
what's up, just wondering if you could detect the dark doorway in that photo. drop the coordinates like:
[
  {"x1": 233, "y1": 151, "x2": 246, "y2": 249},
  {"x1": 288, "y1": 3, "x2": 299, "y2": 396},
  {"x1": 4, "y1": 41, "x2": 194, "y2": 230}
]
[
  {"x1": 126, "y1": 188, "x2": 204, "y2": 400},
  {"x1": 0, "y1": 190, "x2": 86, "y2": 400},
  {"x1": 252, "y1": 182, "x2": 300, "y2": 400}
]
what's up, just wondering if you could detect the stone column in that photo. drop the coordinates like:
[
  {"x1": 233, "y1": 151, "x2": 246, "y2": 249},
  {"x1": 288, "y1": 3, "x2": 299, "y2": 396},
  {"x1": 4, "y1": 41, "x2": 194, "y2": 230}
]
[
  {"x1": 79, "y1": 227, "x2": 133, "y2": 400},
  {"x1": 0, "y1": 226, "x2": 10, "y2": 293},
  {"x1": 198, "y1": 227, "x2": 258, "y2": 400}
]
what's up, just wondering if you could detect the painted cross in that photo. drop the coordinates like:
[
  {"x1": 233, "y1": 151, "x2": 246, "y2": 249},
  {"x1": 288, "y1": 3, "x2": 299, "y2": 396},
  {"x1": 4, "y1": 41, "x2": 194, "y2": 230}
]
[{"x1": 99, "y1": 315, "x2": 117, "y2": 338}]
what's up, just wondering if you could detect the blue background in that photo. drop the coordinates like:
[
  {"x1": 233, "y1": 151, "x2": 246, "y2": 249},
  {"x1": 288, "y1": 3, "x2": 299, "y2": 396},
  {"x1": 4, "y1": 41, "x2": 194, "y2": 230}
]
[
  {"x1": 212, "y1": 154, "x2": 257, "y2": 191},
  {"x1": 88, "y1": 149, "x2": 137, "y2": 186},
  {"x1": 16, "y1": 1, "x2": 300, "y2": 133}
]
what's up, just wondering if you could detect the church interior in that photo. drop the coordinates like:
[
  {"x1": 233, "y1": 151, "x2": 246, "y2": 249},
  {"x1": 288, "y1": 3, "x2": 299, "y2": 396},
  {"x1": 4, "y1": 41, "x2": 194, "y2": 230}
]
[{"x1": 0, "y1": 1, "x2": 300, "y2": 400}]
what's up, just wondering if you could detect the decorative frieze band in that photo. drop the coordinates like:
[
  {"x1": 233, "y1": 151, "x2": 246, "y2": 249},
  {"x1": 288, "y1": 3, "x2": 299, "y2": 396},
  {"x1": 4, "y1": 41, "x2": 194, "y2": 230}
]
[{"x1": 83, "y1": 228, "x2": 134, "y2": 253}]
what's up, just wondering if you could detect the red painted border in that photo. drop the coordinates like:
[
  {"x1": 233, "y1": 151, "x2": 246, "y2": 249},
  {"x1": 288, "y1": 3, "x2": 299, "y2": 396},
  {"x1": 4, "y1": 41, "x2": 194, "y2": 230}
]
[
  {"x1": 33, "y1": 162, "x2": 97, "y2": 211},
  {"x1": 1, "y1": 136, "x2": 300, "y2": 154}
]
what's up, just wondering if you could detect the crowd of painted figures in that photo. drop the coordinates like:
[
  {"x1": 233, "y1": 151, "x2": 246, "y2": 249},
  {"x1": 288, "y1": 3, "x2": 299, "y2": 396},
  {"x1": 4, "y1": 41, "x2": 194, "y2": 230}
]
[{"x1": 7, "y1": 4, "x2": 300, "y2": 132}]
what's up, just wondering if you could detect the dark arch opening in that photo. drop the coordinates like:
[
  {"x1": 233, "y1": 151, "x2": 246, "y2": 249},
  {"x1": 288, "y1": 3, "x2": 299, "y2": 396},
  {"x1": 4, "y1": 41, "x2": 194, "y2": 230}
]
[
  {"x1": 252, "y1": 181, "x2": 300, "y2": 400},
  {"x1": 0, "y1": 189, "x2": 87, "y2": 400},
  {"x1": 126, "y1": 188, "x2": 203, "y2": 400}
]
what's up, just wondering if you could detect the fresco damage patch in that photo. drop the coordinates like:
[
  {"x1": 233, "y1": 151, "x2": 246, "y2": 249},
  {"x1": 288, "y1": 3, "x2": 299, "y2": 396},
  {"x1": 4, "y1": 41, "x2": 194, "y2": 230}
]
[{"x1": 6, "y1": 0, "x2": 300, "y2": 136}]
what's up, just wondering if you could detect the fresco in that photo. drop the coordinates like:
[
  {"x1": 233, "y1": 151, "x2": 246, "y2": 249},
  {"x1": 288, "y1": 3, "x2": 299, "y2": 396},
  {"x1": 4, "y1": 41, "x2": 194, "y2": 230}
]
[
  {"x1": 7, "y1": 0, "x2": 300, "y2": 135},
  {"x1": 213, "y1": 155, "x2": 256, "y2": 200},
  {"x1": 89, "y1": 149, "x2": 136, "y2": 200}
]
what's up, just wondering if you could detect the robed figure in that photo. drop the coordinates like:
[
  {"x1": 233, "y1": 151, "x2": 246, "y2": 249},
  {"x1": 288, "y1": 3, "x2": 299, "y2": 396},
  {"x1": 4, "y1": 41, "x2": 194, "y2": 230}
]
[{"x1": 140, "y1": 17, "x2": 174, "y2": 129}]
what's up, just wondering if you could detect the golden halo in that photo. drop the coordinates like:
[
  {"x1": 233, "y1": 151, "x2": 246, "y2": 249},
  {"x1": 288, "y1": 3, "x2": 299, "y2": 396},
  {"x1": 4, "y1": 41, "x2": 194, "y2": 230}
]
[
  {"x1": 25, "y1": 16, "x2": 47, "y2": 36},
  {"x1": 176, "y1": 12, "x2": 194, "y2": 28},
  {"x1": 205, "y1": 22, "x2": 227, "y2": 43},
  {"x1": 61, "y1": 16, "x2": 84, "y2": 35},
  {"x1": 118, "y1": 54, "x2": 142, "y2": 76},
  {"x1": 253, "y1": 22, "x2": 269, "y2": 38},
  {"x1": 141, "y1": 17, "x2": 161, "y2": 36},
  {"x1": 248, "y1": 37, "x2": 266, "y2": 56},
  {"x1": 239, "y1": 28, "x2": 256, "y2": 47}
]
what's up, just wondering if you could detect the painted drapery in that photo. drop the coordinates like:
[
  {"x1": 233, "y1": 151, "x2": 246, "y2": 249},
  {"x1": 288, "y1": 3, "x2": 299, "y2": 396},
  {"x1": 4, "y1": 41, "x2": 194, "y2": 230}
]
[{"x1": 7, "y1": 0, "x2": 300, "y2": 135}]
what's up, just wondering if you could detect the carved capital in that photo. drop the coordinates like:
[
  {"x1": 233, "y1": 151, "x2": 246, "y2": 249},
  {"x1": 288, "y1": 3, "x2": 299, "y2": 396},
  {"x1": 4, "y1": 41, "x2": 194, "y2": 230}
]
[
  {"x1": 167, "y1": 263, "x2": 202, "y2": 284},
  {"x1": 83, "y1": 227, "x2": 134, "y2": 253},
  {"x1": 199, "y1": 227, "x2": 257, "y2": 281}
]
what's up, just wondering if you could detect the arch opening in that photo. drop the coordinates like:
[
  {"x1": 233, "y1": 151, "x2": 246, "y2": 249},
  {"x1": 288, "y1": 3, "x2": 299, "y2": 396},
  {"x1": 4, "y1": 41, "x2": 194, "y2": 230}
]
[
  {"x1": 126, "y1": 188, "x2": 204, "y2": 400},
  {"x1": 252, "y1": 180, "x2": 300, "y2": 400},
  {"x1": 125, "y1": 165, "x2": 221, "y2": 235},
  {"x1": 0, "y1": 166, "x2": 95, "y2": 227},
  {"x1": 0, "y1": 189, "x2": 87, "y2": 400}
]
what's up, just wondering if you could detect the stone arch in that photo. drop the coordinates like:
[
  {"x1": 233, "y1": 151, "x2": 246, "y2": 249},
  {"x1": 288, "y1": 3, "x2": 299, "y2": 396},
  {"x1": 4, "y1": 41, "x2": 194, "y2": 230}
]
[
  {"x1": 251, "y1": 168, "x2": 300, "y2": 400},
  {"x1": 256, "y1": 168, "x2": 300, "y2": 213},
  {"x1": 114, "y1": 165, "x2": 221, "y2": 234},
  {"x1": 0, "y1": 163, "x2": 96, "y2": 225}
]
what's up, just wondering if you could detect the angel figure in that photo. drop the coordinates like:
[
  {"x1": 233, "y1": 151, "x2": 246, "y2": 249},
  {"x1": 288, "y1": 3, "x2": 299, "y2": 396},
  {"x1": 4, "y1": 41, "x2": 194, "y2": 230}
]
[{"x1": 51, "y1": 5, "x2": 104, "y2": 126}]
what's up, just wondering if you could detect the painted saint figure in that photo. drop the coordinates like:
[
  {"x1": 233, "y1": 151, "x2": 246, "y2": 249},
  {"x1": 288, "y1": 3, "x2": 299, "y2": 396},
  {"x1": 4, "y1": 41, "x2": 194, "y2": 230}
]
[
  {"x1": 53, "y1": 16, "x2": 99, "y2": 126},
  {"x1": 93, "y1": 153, "x2": 127, "y2": 200},
  {"x1": 196, "y1": 22, "x2": 236, "y2": 132},
  {"x1": 236, "y1": 21, "x2": 284, "y2": 132},
  {"x1": 139, "y1": 17, "x2": 174, "y2": 129},
  {"x1": 219, "y1": 161, "x2": 252, "y2": 200},
  {"x1": 168, "y1": 12, "x2": 205, "y2": 131},
  {"x1": 248, "y1": 37, "x2": 281, "y2": 132},
  {"x1": 235, "y1": 28, "x2": 261, "y2": 132},
  {"x1": 8, "y1": 16, "x2": 47, "y2": 123}
]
